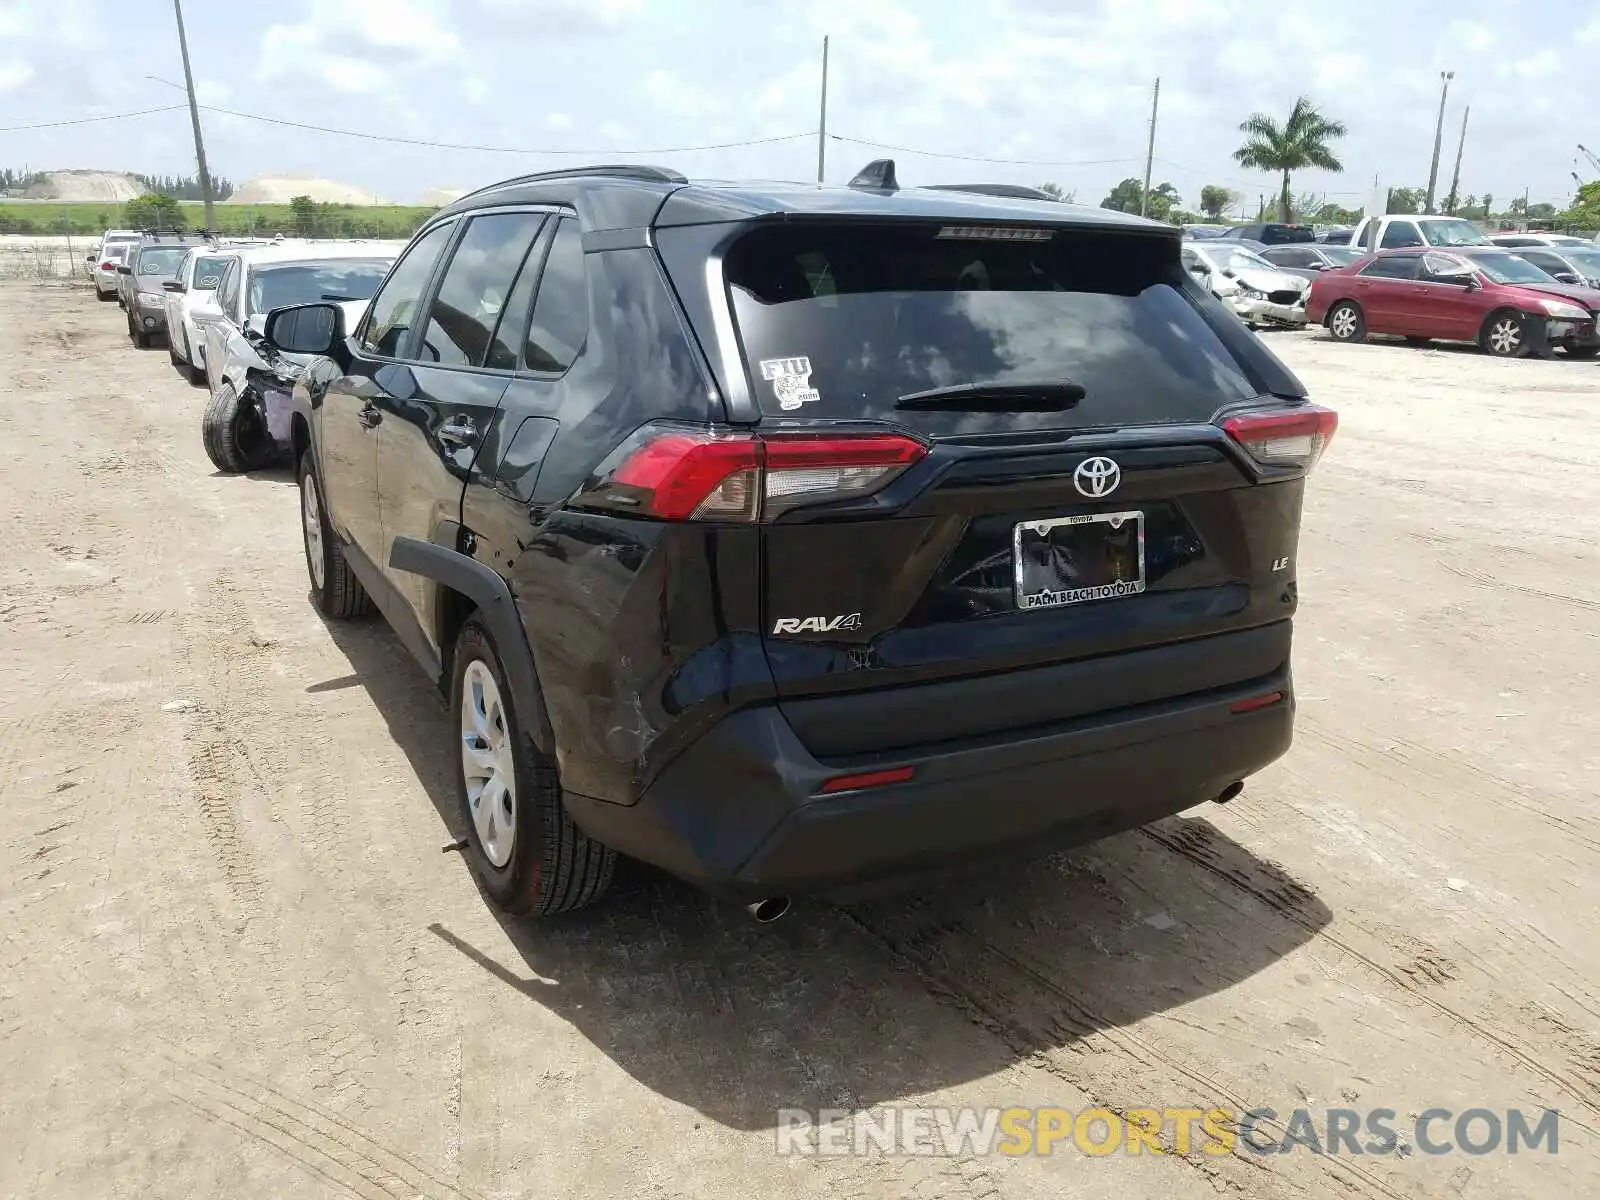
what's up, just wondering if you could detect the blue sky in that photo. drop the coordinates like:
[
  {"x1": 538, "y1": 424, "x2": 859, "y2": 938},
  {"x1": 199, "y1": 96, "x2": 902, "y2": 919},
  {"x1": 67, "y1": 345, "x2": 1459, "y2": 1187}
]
[{"x1": 2, "y1": 0, "x2": 1597, "y2": 211}]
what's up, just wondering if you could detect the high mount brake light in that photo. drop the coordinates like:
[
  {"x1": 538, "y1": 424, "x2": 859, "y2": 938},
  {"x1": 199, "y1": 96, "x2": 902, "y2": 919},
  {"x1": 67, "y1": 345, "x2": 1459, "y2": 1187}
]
[
  {"x1": 1221, "y1": 405, "x2": 1338, "y2": 470},
  {"x1": 584, "y1": 428, "x2": 928, "y2": 522}
]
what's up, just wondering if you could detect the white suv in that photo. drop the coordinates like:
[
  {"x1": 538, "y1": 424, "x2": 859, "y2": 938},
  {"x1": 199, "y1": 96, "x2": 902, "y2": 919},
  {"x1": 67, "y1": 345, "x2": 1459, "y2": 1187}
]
[
  {"x1": 91, "y1": 229, "x2": 142, "y2": 301},
  {"x1": 164, "y1": 241, "x2": 270, "y2": 384}
]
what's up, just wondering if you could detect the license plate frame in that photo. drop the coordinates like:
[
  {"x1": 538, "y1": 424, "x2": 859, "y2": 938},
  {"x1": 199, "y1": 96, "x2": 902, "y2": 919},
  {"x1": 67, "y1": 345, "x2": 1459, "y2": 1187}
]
[{"x1": 1013, "y1": 510, "x2": 1147, "y2": 611}]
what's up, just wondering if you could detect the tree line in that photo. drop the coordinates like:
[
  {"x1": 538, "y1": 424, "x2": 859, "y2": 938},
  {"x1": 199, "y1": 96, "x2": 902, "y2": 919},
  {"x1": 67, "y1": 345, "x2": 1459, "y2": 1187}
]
[
  {"x1": 0, "y1": 168, "x2": 234, "y2": 202},
  {"x1": 1036, "y1": 96, "x2": 1596, "y2": 230}
]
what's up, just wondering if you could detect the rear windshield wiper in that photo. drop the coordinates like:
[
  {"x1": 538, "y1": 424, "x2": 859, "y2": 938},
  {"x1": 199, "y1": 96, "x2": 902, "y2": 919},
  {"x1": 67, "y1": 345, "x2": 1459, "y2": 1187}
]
[
  {"x1": 895, "y1": 380, "x2": 1087, "y2": 412},
  {"x1": 321, "y1": 293, "x2": 361, "y2": 302}
]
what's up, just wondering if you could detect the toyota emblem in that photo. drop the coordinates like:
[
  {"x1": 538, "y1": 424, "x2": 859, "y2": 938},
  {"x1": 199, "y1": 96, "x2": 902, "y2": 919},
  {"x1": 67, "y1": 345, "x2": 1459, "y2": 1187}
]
[{"x1": 1073, "y1": 456, "x2": 1121, "y2": 499}]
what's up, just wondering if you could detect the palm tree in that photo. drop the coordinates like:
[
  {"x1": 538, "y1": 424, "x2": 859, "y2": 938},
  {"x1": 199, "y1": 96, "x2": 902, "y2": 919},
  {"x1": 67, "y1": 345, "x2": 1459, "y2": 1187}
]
[{"x1": 1233, "y1": 97, "x2": 1347, "y2": 223}]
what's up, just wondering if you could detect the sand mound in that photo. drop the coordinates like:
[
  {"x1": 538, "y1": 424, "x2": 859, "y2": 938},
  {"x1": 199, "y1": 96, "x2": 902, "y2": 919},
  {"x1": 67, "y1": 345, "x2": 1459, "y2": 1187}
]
[
  {"x1": 21, "y1": 170, "x2": 144, "y2": 202},
  {"x1": 417, "y1": 187, "x2": 467, "y2": 206},
  {"x1": 229, "y1": 175, "x2": 391, "y2": 205}
]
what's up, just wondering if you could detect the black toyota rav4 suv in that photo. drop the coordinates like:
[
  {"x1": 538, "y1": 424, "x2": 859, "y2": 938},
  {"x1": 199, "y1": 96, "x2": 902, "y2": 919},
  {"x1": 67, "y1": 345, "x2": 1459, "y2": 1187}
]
[{"x1": 268, "y1": 162, "x2": 1336, "y2": 920}]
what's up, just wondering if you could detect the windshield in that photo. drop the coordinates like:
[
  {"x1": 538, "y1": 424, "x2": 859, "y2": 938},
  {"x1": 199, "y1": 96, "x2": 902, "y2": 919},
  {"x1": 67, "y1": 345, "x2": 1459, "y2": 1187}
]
[
  {"x1": 1560, "y1": 250, "x2": 1600, "y2": 276},
  {"x1": 1469, "y1": 252, "x2": 1559, "y2": 285},
  {"x1": 1221, "y1": 248, "x2": 1277, "y2": 274},
  {"x1": 246, "y1": 260, "x2": 391, "y2": 317},
  {"x1": 724, "y1": 223, "x2": 1259, "y2": 435},
  {"x1": 136, "y1": 247, "x2": 189, "y2": 277},
  {"x1": 190, "y1": 256, "x2": 230, "y2": 290},
  {"x1": 1417, "y1": 219, "x2": 1489, "y2": 247}
]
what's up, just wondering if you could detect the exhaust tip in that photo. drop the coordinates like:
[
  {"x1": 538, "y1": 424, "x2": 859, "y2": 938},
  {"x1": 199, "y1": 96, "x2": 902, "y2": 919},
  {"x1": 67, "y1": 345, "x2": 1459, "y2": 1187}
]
[
  {"x1": 745, "y1": 896, "x2": 791, "y2": 923},
  {"x1": 1214, "y1": 781, "x2": 1245, "y2": 805}
]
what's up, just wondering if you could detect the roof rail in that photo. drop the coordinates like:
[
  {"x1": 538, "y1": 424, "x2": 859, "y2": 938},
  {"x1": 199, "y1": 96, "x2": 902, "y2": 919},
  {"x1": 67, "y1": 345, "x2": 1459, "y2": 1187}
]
[
  {"x1": 923, "y1": 183, "x2": 1059, "y2": 202},
  {"x1": 458, "y1": 164, "x2": 687, "y2": 202}
]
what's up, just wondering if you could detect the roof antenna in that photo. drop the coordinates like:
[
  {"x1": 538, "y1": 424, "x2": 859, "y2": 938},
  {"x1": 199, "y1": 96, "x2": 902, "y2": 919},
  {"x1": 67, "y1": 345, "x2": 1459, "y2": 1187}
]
[{"x1": 847, "y1": 159, "x2": 898, "y2": 192}]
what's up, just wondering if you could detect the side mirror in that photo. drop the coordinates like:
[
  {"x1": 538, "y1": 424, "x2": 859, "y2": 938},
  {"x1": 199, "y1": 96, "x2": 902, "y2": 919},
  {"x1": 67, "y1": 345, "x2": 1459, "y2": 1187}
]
[
  {"x1": 85, "y1": 254, "x2": 95, "y2": 262},
  {"x1": 262, "y1": 302, "x2": 343, "y2": 357},
  {"x1": 162, "y1": 280, "x2": 186, "y2": 293},
  {"x1": 116, "y1": 265, "x2": 132, "y2": 275},
  {"x1": 1554, "y1": 272, "x2": 1579, "y2": 284}
]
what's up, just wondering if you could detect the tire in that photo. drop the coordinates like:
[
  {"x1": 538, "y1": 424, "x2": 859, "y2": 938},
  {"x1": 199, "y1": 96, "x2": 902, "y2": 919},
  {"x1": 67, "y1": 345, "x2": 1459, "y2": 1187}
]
[
  {"x1": 188, "y1": 363, "x2": 207, "y2": 388},
  {"x1": 297, "y1": 450, "x2": 372, "y2": 619},
  {"x1": 201, "y1": 383, "x2": 275, "y2": 473},
  {"x1": 95, "y1": 288, "x2": 115, "y2": 303},
  {"x1": 1479, "y1": 309, "x2": 1526, "y2": 358},
  {"x1": 451, "y1": 617, "x2": 615, "y2": 917},
  {"x1": 1326, "y1": 301, "x2": 1366, "y2": 343},
  {"x1": 169, "y1": 340, "x2": 183, "y2": 367},
  {"x1": 134, "y1": 328, "x2": 151, "y2": 349}
]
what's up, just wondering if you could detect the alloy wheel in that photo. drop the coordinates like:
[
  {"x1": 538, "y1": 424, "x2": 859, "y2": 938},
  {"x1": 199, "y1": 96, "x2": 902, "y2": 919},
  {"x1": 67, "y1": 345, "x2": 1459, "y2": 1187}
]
[
  {"x1": 301, "y1": 472, "x2": 325, "y2": 590},
  {"x1": 460, "y1": 660, "x2": 516, "y2": 869},
  {"x1": 1330, "y1": 307, "x2": 1358, "y2": 339},
  {"x1": 1489, "y1": 317, "x2": 1521, "y2": 356}
]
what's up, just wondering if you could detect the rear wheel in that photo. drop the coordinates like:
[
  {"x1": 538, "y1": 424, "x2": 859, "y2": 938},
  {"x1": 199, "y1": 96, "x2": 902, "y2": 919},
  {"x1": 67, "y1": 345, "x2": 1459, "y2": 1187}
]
[
  {"x1": 1326, "y1": 301, "x2": 1366, "y2": 343},
  {"x1": 168, "y1": 340, "x2": 182, "y2": 367},
  {"x1": 95, "y1": 288, "x2": 114, "y2": 303},
  {"x1": 297, "y1": 451, "x2": 372, "y2": 618},
  {"x1": 452, "y1": 618, "x2": 615, "y2": 916},
  {"x1": 1479, "y1": 310, "x2": 1525, "y2": 357},
  {"x1": 201, "y1": 383, "x2": 275, "y2": 473}
]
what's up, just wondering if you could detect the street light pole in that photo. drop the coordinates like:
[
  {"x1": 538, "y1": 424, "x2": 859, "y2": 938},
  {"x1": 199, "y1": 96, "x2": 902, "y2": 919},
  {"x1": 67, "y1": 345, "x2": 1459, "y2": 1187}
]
[
  {"x1": 1444, "y1": 105, "x2": 1469, "y2": 215},
  {"x1": 1423, "y1": 70, "x2": 1453, "y2": 216},
  {"x1": 171, "y1": 0, "x2": 214, "y2": 228},
  {"x1": 816, "y1": 36, "x2": 829, "y2": 184},
  {"x1": 1139, "y1": 77, "x2": 1160, "y2": 218}
]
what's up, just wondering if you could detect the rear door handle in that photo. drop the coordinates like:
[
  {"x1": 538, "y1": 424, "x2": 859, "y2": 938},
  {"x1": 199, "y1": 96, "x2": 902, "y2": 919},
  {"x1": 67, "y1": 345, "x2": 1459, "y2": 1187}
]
[
  {"x1": 438, "y1": 417, "x2": 479, "y2": 448},
  {"x1": 358, "y1": 405, "x2": 382, "y2": 429}
]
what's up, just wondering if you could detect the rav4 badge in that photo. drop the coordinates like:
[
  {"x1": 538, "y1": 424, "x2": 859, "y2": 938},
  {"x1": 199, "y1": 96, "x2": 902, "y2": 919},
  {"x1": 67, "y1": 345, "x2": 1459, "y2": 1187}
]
[{"x1": 772, "y1": 613, "x2": 863, "y2": 635}]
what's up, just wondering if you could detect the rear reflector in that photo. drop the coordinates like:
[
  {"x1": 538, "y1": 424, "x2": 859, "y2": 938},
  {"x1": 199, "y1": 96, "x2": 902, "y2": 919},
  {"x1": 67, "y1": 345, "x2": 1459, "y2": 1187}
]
[
  {"x1": 582, "y1": 425, "x2": 928, "y2": 522},
  {"x1": 1229, "y1": 691, "x2": 1285, "y2": 714},
  {"x1": 1221, "y1": 405, "x2": 1338, "y2": 471},
  {"x1": 818, "y1": 766, "x2": 916, "y2": 794}
]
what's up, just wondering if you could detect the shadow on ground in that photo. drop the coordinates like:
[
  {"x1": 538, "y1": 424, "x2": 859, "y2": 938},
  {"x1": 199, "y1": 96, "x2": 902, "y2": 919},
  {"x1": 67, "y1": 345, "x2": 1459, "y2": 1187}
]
[{"x1": 322, "y1": 615, "x2": 1333, "y2": 1131}]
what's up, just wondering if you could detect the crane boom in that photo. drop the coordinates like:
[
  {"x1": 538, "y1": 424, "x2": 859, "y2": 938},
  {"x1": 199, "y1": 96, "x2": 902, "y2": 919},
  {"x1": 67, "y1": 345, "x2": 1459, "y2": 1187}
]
[{"x1": 1580, "y1": 143, "x2": 1600, "y2": 175}]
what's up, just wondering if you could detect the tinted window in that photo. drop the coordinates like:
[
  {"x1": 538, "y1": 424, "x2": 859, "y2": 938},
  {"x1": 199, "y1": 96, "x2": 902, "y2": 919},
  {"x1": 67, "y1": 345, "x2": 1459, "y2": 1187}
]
[
  {"x1": 1321, "y1": 247, "x2": 1360, "y2": 266},
  {"x1": 1380, "y1": 222, "x2": 1424, "y2": 249},
  {"x1": 524, "y1": 219, "x2": 589, "y2": 373},
  {"x1": 1493, "y1": 236, "x2": 1536, "y2": 248},
  {"x1": 191, "y1": 256, "x2": 230, "y2": 290},
  {"x1": 361, "y1": 222, "x2": 455, "y2": 358},
  {"x1": 1260, "y1": 225, "x2": 1314, "y2": 245},
  {"x1": 1359, "y1": 255, "x2": 1419, "y2": 279},
  {"x1": 1265, "y1": 247, "x2": 1311, "y2": 267},
  {"x1": 724, "y1": 223, "x2": 1259, "y2": 428},
  {"x1": 485, "y1": 220, "x2": 553, "y2": 371},
  {"x1": 418, "y1": 212, "x2": 545, "y2": 368},
  {"x1": 1468, "y1": 252, "x2": 1559, "y2": 285},
  {"x1": 1518, "y1": 250, "x2": 1565, "y2": 273},
  {"x1": 136, "y1": 246, "x2": 189, "y2": 276},
  {"x1": 247, "y1": 260, "x2": 391, "y2": 318}
]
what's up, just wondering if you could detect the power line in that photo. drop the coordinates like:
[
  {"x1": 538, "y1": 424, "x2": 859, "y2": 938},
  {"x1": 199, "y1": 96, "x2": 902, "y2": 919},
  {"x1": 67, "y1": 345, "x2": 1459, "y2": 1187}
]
[
  {"x1": 0, "y1": 104, "x2": 187, "y2": 132},
  {"x1": 829, "y1": 133, "x2": 1142, "y2": 168}
]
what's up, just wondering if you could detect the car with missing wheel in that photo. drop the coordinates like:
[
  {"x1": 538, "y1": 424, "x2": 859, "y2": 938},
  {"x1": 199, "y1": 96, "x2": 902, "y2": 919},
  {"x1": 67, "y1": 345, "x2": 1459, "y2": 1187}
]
[
  {"x1": 1307, "y1": 246, "x2": 1600, "y2": 358},
  {"x1": 264, "y1": 160, "x2": 1337, "y2": 920}
]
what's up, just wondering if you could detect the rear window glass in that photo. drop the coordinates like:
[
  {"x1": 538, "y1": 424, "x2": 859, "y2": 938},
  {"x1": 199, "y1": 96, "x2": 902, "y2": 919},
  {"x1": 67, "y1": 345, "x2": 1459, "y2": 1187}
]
[
  {"x1": 136, "y1": 247, "x2": 188, "y2": 276},
  {"x1": 1260, "y1": 226, "x2": 1315, "y2": 244},
  {"x1": 192, "y1": 256, "x2": 230, "y2": 289},
  {"x1": 724, "y1": 224, "x2": 1259, "y2": 428}
]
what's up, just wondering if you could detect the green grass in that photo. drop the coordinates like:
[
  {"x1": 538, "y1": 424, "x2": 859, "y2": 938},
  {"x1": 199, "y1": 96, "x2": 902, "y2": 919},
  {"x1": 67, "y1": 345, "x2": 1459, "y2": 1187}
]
[{"x1": 0, "y1": 200, "x2": 437, "y2": 238}]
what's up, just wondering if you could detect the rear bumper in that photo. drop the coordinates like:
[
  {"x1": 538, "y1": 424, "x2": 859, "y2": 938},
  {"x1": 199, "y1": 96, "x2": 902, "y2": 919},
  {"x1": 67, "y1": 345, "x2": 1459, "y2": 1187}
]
[{"x1": 565, "y1": 653, "x2": 1295, "y2": 900}]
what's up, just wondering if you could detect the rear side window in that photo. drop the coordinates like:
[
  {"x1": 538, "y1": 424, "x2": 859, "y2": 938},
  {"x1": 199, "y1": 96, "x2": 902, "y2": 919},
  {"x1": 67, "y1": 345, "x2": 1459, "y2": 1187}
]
[
  {"x1": 523, "y1": 219, "x2": 589, "y2": 374},
  {"x1": 1359, "y1": 255, "x2": 1418, "y2": 279},
  {"x1": 361, "y1": 222, "x2": 455, "y2": 358},
  {"x1": 418, "y1": 212, "x2": 546, "y2": 368},
  {"x1": 723, "y1": 223, "x2": 1260, "y2": 426}
]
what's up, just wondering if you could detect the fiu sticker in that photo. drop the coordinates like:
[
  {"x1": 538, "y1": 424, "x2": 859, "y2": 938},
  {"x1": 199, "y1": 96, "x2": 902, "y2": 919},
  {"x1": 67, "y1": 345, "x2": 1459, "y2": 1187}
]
[{"x1": 760, "y1": 356, "x2": 822, "y2": 411}]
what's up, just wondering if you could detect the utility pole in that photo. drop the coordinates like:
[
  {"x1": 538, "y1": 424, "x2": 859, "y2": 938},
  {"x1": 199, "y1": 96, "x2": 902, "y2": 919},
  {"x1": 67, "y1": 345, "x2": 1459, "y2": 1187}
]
[
  {"x1": 816, "y1": 36, "x2": 829, "y2": 184},
  {"x1": 1139, "y1": 77, "x2": 1160, "y2": 217},
  {"x1": 172, "y1": 0, "x2": 214, "y2": 228},
  {"x1": 1444, "y1": 105, "x2": 1469, "y2": 215},
  {"x1": 1423, "y1": 70, "x2": 1453, "y2": 215}
]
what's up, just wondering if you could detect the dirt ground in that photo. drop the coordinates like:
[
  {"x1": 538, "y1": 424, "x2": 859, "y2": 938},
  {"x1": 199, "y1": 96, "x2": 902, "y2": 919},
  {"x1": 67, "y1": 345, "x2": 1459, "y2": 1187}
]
[{"x1": 1, "y1": 279, "x2": 1596, "y2": 1200}]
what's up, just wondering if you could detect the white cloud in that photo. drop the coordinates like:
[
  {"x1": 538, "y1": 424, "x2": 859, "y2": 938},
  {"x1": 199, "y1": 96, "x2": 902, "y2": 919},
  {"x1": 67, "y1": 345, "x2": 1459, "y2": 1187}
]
[
  {"x1": 473, "y1": 0, "x2": 645, "y2": 35},
  {"x1": 0, "y1": 60, "x2": 36, "y2": 93},
  {"x1": 545, "y1": 112, "x2": 575, "y2": 131}
]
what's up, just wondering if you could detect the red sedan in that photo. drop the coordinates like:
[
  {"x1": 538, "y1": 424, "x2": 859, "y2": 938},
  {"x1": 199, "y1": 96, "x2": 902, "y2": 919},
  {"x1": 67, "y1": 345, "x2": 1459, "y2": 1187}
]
[{"x1": 1306, "y1": 246, "x2": 1600, "y2": 358}]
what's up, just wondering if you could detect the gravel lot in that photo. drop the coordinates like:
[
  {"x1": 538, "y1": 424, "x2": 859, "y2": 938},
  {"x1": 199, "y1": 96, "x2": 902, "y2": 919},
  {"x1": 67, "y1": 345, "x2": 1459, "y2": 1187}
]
[{"x1": 2, "y1": 280, "x2": 1597, "y2": 1199}]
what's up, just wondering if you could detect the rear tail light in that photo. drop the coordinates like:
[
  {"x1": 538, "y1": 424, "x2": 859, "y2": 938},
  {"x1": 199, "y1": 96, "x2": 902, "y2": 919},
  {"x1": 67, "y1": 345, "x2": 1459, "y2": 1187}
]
[
  {"x1": 1221, "y1": 404, "x2": 1338, "y2": 471},
  {"x1": 100, "y1": 261, "x2": 117, "y2": 271},
  {"x1": 579, "y1": 425, "x2": 927, "y2": 522}
]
